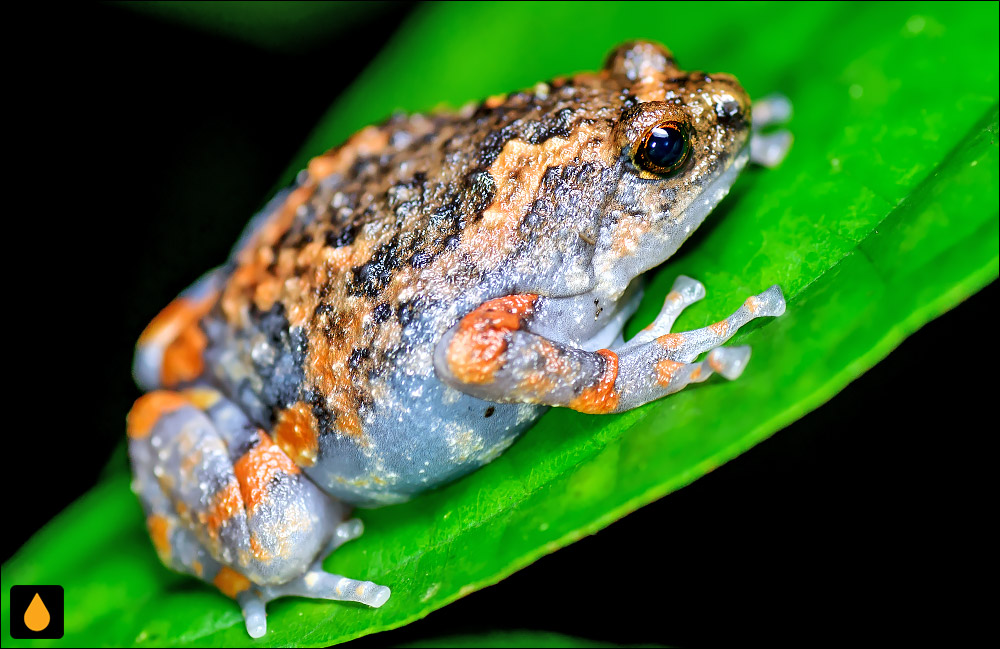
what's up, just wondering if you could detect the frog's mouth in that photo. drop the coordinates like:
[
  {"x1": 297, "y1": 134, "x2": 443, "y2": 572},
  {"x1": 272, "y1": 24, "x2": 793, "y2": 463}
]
[
  {"x1": 593, "y1": 142, "x2": 752, "y2": 295},
  {"x1": 649, "y1": 140, "x2": 751, "y2": 262}
]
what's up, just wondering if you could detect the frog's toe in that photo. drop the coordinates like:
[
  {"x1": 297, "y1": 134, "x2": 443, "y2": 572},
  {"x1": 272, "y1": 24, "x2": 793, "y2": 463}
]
[
  {"x1": 617, "y1": 275, "x2": 706, "y2": 351},
  {"x1": 326, "y1": 518, "x2": 365, "y2": 553},
  {"x1": 647, "y1": 274, "x2": 707, "y2": 332},
  {"x1": 238, "y1": 519, "x2": 388, "y2": 635},
  {"x1": 262, "y1": 569, "x2": 391, "y2": 608},
  {"x1": 751, "y1": 93, "x2": 793, "y2": 127},
  {"x1": 653, "y1": 284, "x2": 786, "y2": 363},
  {"x1": 706, "y1": 345, "x2": 752, "y2": 380},
  {"x1": 670, "y1": 275, "x2": 707, "y2": 303},
  {"x1": 236, "y1": 591, "x2": 268, "y2": 639},
  {"x1": 750, "y1": 130, "x2": 793, "y2": 167},
  {"x1": 755, "y1": 284, "x2": 786, "y2": 317}
]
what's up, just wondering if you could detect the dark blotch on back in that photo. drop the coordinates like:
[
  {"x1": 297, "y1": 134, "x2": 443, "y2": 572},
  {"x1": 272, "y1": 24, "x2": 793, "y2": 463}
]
[
  {"x1": 476, "y1": 81, "x2": 585, "y2": 168},
  {"x1": 372, "y1": 302, "x2": 393, "y2": 323},
  {"x1": 347, "y1": 235, "x2": 406, "y2": 298},
  {"x1": 247, "y1": 302, "x2": 307, "y2": 411},
  {"x1": 326, "y1": 222, "x2": 358, "y2": 248},
  {"x1": 348, "y1": 347, "x2": 370, "y2": 370}
]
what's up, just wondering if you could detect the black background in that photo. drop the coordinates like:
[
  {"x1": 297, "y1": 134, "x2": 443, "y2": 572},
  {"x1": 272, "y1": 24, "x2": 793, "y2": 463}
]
[{"x1": 7, "y1": 4, "x2": 993, "y2": 647}]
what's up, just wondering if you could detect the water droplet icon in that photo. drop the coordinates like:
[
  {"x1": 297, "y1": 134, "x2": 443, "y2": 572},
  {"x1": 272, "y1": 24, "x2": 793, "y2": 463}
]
[{"x1": 25, "y1": 592, "x2": 50, "y2": 632}]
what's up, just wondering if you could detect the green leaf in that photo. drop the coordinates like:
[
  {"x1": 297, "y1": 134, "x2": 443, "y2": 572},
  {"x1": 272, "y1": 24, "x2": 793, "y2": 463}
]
[{"x1": 4, "y1": 2, "x2": 997, "y2": 646}]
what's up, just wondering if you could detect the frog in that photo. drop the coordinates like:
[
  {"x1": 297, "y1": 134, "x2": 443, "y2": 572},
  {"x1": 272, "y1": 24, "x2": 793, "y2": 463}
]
[{"x1": 126, "y1": 40, "x2": 792, "y2": 637}]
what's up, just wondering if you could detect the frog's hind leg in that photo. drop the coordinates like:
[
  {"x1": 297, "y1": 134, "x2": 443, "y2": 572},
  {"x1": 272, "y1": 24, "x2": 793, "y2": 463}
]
[
  {"x1": 256, "y1": 523, "x2": 390, "y2": 606},
  {"x1": 133, "y1": 184, "x2": 309, "y2": 393},
  {"x1": 127, "y1": 392, "x2": 227, "y2": 584},
  {"x1": 126, "y1": 386, "x2": 389, "y2": 638},
  {"x1": 234, "y1": 518, "x2": 390, "y2": 638},
  {"x1": 133, "y1": 269, "x2": 227, "y2": 391}
]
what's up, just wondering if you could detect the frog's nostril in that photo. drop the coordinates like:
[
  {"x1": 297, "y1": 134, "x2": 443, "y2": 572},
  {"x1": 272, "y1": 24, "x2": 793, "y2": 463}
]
[{"x1": 716, "y1": 99, "x2": 743, "y2": 121}]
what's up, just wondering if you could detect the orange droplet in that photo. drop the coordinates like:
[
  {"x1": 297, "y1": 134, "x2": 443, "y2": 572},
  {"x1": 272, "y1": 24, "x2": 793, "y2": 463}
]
[{"x1": 24, "y1": 592, "x2": 50, "y2": 631}]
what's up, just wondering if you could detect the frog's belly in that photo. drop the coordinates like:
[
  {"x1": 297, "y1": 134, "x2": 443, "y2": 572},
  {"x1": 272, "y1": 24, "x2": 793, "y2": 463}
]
[
  {"x1": 201, "y1": 291, "x2": 545, "y2": 507},
  {"x1": 306, "y1": 370, "x2": 544, "y2": 507}
]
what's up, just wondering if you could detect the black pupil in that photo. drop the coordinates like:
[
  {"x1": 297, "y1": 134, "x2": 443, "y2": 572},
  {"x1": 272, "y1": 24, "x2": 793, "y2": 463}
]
[{"x1": 644, "y1": 125, "x2": 686, "y2": 171}]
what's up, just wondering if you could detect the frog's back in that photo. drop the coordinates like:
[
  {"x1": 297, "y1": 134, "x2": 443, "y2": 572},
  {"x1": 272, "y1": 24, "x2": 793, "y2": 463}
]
[{"x1": 198, "y1": 74, "x2": 626, "y2": 505}]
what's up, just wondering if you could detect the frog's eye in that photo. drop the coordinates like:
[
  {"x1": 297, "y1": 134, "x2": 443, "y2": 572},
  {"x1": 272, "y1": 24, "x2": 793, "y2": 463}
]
[{"x1": 634, "y1": 121, "x2": 690, "y2": 177}]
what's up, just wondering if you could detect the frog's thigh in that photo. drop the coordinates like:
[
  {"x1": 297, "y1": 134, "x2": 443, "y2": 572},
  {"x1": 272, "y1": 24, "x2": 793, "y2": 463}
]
[
  {"x1": 127, "y1": 387, "x2": 388, "y2": 638},
  {"x1": 434, "y1": 287, "x2": 784, "y2": 414},
  {"x1": 133, "y1": 269, "x2": 226, "y2": 391}
]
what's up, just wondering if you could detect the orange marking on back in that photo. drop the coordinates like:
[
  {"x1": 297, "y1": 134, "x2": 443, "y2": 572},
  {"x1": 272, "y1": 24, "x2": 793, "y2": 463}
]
[
  {"x1": 326, "y1": 390, "x2": 364, "y2": 441},
  {"x1": 160, "y1": 322, "x2": 207, "y2": 386},
  {"x1": 306, "y1": 126, "x2": 390, "y2": 181},
  {"x1": 220, "y1": 124, "x2": 389, "y2": 326},
  {"x1": 127, "y1": 391, "x2": 189, "y2": 439},
  {"x1": 205, "y1": 480, "x2": 242, "y2": 536},
  {"x1": 221, "y1": 182, "x2": 318, "y2": 323},
  {"x1": 461, "y1": 127, "x2": 605, "y2": 267},
  {"x1": 569, "y1": 349, "x2": 620, "y2": 414},
  {"x1": 665, "y1": 290, "x2": 682, "y2": 304},
  {"x1": 234, "y1": 433, "x2": 300, "y2": 516},
  {"x1": 300, "y1": 300, "x2": 367, "y2": 441},
  {"x1": 274, "y1": 401, "x2": 320, "y2": 467},
  {"x1": 709, "y1": 320, "x2": 729, "y2": 337},
  {"x1": 689, "y1": 366, "x2": 703, "y2": 381},
  {"x1": 446, "y1": 294, "x2": 539, "y2": 385},
  {"x1": 213, "y1": 170, "x2": 374, "y2": 447},
  {"x1": 483, "y1": 93, "x2": 507, "y2": 109},
  {"x1": 656, "y1": 359, "x2": 685, "y2": 387},
  {"x1": 656, "y1": 333, "x2": 686, "y2": 350},
  {"x1": 146, "y1": 515, "x2": 171, "y2": 560},
  {"x1": 213, "y1": 566, "x2": 252, "y2": 599},
  {"x1": 744, "y1": 295, "x2": 761, "y2": 314}
]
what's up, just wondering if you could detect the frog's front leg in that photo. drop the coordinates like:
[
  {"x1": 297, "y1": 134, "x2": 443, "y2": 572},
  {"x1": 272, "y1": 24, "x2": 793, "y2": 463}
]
[
  {"x1": 615, "y1": 275, "x2": 707, "y2": 351},
  {"x1": 749, "y1": 93, "x2": 793, "y2": 168},
  {"x1": 126, "y1": 387, "x2": 389, "y2": 638},
  {"x1": 433, "y1": 285, "x2": 784, "y2": 413}
]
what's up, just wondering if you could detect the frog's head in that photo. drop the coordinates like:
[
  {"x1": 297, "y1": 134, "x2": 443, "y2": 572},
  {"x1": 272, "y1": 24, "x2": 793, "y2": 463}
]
[{"x1": 593, "y1": 40, "x2": 752, "y2": 293}]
